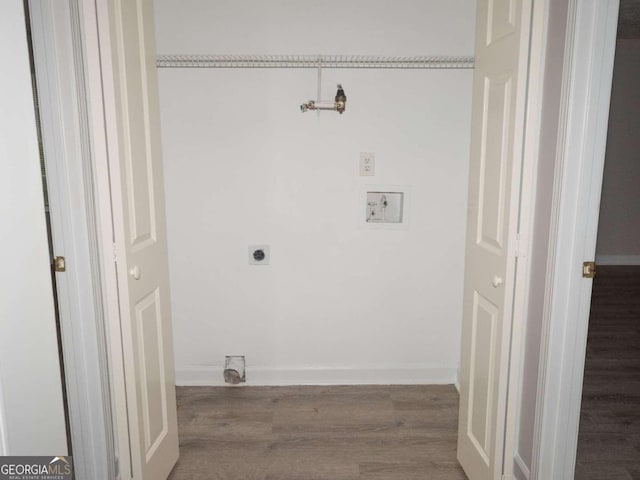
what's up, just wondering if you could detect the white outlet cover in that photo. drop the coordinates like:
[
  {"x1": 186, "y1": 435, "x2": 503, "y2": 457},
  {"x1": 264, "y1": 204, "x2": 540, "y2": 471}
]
[
  {"x1": 359, "y1": 152, "x2": 375, "y2": 176},
  {"x1": 248, "y1": 245, "x2": 270, "y2": 265}
]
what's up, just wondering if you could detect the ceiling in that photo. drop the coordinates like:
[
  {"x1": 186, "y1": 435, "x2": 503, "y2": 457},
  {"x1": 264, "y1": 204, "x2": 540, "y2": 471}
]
[{"x1": 618, "y1": 0, "x2": 640, "y2": 38}]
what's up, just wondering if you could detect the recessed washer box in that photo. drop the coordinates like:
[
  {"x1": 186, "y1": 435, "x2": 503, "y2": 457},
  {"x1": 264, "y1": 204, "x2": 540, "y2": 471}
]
[
  {"x1": 366, "y1": 191, "x2": 404, "y2": 223},
  {"x1": 359, "y1": 185, "x2": 410, "y2": 230}
]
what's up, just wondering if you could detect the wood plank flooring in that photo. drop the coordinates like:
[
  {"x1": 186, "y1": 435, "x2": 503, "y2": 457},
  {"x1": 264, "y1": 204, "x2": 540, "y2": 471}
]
[
  {"x1": 575, "y1": 266, "x2": 640, "y2": 480},
  {"x1": 168, "y1": 384, "x2": 468, "y2": 480}
]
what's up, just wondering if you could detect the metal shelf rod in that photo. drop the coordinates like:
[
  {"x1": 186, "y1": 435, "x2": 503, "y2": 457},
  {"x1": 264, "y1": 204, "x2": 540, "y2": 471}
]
[{"x1": 156, "y1": 54, "x2": 475, "y2": 70}]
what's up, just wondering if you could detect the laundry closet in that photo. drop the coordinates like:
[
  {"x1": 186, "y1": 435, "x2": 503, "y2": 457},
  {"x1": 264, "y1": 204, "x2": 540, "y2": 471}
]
[
  {"x1": 11, "y1": 0, "x2": 538, "y2": 477},
  {"x1": 153, "y1": 0, "x2": 475, "y2": 387}
]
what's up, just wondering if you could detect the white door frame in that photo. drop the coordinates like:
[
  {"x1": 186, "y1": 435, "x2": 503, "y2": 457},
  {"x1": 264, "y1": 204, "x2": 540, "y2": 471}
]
[
  {"x1": 26, "y1": 0, "x2": 620, "y2": 478},
  {"x1": 0, "y1": 0, "x2": 69, "y2": 457},
  {"x1": 77, "y1": 0, "x2": 135, "y2": 477},
  {"x1": 27, "y1": 0, "x2": 133, "y2": 478},
  {"x1": 532, "y1": 1, "x2": 619, "y2": 479},
  {"x1": 503, "y1": 0, "x2": 557, "y2": 477},
  {"x1": 26, "y1": 0, "x2": 115, "y2": 475}
]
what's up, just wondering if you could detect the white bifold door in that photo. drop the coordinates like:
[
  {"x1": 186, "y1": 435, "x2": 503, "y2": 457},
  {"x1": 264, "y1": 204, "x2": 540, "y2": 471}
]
[
  {"x1": 96, "y1": 0, "x2": 179, "y2": 478},
  {"x1": 457, "y1": 0, "x2": 533, "y2": 479}
]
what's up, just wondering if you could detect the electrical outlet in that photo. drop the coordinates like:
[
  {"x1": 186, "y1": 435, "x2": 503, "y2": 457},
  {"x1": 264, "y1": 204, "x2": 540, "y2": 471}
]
[
  {"x1": 359, "y1": 152, "x2": 375, "y2": 176},
  {"x1": 249, "y1": 245, "x2": 270, "y2": 265}
]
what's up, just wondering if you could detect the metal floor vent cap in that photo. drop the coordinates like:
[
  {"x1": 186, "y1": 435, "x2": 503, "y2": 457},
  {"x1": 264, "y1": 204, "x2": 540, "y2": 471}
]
[{"x1": 224, "y1": 356, "x2": 246, "y2": 385}]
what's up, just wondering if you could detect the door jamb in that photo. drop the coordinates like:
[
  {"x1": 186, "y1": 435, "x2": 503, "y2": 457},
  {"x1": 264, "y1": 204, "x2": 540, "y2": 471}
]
[
  {"x1": 28, "y1": 0, "x2": 616, "y2": 479},
  {"x1": 532, "y1": 1, "x2": 619, "y2": 478},
  {"x1": 502, "y1": 0, "x2": 554, "y2": 477},
  {"x1": 27, "y1": 0, "x2": 117, "y2": 477},
  {"x1": 77, "y1": 0, "x2": 135, "y2": 478},
  {"x1": 28, "y1": 0, "x2": 134, "y2": 478}
]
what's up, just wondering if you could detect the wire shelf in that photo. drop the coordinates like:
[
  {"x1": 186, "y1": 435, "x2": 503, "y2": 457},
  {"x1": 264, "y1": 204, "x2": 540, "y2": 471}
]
[{"x1": 156, "y1": 54, "x2": 475, "y2": 70}]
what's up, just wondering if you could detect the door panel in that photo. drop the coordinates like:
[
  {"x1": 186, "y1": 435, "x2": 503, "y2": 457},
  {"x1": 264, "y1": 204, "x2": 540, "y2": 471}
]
[
  {"x1": 101, "y1": 0, "x2": 179, "y2": 478},
  {"x1": 487, "y1": 0, "x2": 517, "y2": 45},
  {"x1": 457, "y1": 0, "x2": 532, "y2": 479},
  {"x1": 477, "y1": 75, "x2": 512, "y2": 254},
  {"x1": 135, "y1": 287, "x2": 168, "y2": 459},
  {"x1": 119, "y1": 1, "x2": 158, "y2": 250},
  {"x1": 468, "y1": 291, "x2": 498, "y2": 464}
]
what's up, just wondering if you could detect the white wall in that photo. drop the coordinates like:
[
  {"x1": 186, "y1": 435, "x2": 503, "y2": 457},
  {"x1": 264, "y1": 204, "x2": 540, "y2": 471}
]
[
  {"x1": 596, "y1": 39, "x2": 640, "y2": 266},
  {"x1": 154, "y1": 0, "x2": 476, "y2": 385},
  {"x1": 0, "y1": 0, "x2": 68, "y2": 455}
]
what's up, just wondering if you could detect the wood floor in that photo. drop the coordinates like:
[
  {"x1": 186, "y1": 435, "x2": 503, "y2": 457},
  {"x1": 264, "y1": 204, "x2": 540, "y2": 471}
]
[
  {"x1": 168, "y1": 384, "x2": 468, "y2": 480},
  {"x1": 575, "y1": 266, "x2": 640, "y2": 480}
]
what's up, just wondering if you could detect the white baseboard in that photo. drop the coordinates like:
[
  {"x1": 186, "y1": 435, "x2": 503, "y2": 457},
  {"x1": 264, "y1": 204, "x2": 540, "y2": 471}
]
[
  {"x1": 595, "y1": 254, "x2": 640, "y2": 266},
  {"x1": 175, "y1": 365, "x2": 458, "y2": 387},
  {"x1": 513, "y1": 452, "x2": 531, "y2": 480}
]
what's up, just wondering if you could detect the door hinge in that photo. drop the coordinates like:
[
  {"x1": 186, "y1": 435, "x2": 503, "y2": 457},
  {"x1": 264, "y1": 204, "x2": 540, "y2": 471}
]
[
  {"x1": 514, "y1": 233, "x2": 527, "y2": 258},
  {"x1": 582, "y1": 261, "x2": 596, "y2": 278},
  {"x1": 113, "y1": 243, "x2": 118, "y2": 262},
  {"x1": 53, "y1": 256, "x2": 66, "y2": 272}
]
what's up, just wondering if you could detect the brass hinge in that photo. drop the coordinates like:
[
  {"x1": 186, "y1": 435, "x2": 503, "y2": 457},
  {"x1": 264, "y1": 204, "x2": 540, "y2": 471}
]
[
  {"x1": 582, "y1": 261, "x2": 596, "y2": 278},
  {"x1": 54, "y1": 256, "x2": 66, "y2": 272}
]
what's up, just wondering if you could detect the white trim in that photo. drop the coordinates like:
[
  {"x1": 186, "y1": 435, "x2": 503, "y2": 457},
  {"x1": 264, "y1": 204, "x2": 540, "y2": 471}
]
[
  {"x1": 532, "y1": 1, "x2": 619, "y2": 479},
  {"x1": 502, "y1": 0, "x2": 552, "y2": 476},
  {"x1": 0, "y1": 374, "x2": 8, "y2": 455},
  {"x1": 78, "y1": 0, "x2": 133, "y2": 478},
  {"x1": 595, "y1": 254, "x2": 640, "y2": 265},
  {"x1": 27, "y1": 0, "x2": 116, "y2": 476},
  {"x1": 176, "y1": 365, "x2": 457, "y2": 387},
  {"x1": 513, "y1": 452, "x2": 531, "y2": 480}
]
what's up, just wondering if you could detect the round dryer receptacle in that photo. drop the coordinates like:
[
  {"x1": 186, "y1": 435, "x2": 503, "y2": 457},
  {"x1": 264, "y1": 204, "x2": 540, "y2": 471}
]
[{"x1": 248, "y1": 245, "x2": 270, "y2": 265}]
